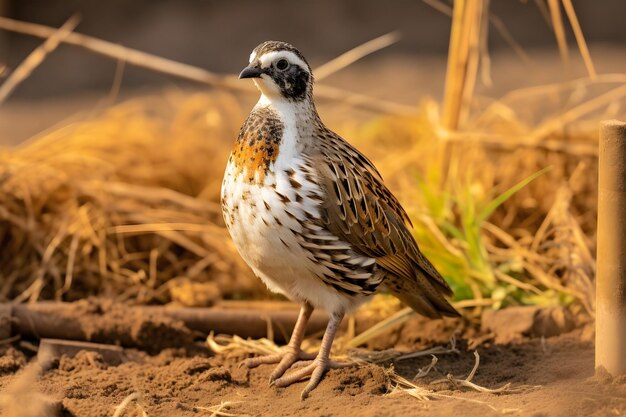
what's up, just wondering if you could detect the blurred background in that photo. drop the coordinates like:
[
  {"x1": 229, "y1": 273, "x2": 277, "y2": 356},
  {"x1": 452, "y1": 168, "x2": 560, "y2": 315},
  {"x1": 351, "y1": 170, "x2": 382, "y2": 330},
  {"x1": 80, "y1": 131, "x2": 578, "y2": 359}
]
[{"x1": 1, "y1": 0, "x2": 625, "y2": 142}]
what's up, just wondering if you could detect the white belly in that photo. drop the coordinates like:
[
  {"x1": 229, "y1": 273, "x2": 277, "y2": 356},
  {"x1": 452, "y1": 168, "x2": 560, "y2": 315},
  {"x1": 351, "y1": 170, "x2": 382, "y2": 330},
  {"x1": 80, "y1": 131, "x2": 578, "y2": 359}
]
[{"x1": 221, "y1": 158, "x2": 360, "y2": 313}]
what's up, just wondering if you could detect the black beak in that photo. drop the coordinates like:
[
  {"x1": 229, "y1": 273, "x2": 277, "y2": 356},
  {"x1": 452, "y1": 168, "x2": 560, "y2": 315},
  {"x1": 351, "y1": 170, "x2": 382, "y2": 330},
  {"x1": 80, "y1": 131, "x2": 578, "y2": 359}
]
[{"x1": 239, "y1": 65, "x2": 263, "y2": 79}]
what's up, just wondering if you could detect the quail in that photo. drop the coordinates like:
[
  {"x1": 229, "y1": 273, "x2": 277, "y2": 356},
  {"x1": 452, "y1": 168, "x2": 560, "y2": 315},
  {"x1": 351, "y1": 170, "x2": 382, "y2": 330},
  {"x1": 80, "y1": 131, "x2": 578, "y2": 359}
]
[{"x1": 221, "y1": 41, "x2": 460, "y2": 399}]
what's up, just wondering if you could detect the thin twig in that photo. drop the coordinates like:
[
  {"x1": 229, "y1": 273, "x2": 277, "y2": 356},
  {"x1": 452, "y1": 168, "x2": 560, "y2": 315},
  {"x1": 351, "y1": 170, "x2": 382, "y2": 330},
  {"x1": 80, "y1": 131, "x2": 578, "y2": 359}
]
[
  {"x1": 430, "y1": 351, "x2": 540, "y2": 394},
  {"x1": 529, "y1": 83, "x2": 626, "y2": 141},
  {"x1": 196, "y1": 401, "x2": 246, "y2": 417},
  {"x1": 0, "y1": 335, "x2": 21, "y2": 345},
  {"x1": 445, "y1": 130, "x2": 599, "y2": 156},
  {"x1": 112, "y1": 392, "x2": 148, "y2": 417},
  {"x1": 346, "y1": 306, "x2": 413, "y2": 348},
  {"x1": 396, "y1": 336, "x2": 459, "y2": 361},
  {"x1": 547, "y1": 0, "x2": 569, "y2": 68},
  {"x1": 561, "y1": 0, "x2": 596, "y2": 79},
  {"x1": 413, "y1": 355, "x2": 439, "y2": 380},
  {"x1": 314, "y1": 32, "x2": 400, "y2": 81},
  {"x1": 0, "y1": 15, "x2": 80, "y2": 104}
]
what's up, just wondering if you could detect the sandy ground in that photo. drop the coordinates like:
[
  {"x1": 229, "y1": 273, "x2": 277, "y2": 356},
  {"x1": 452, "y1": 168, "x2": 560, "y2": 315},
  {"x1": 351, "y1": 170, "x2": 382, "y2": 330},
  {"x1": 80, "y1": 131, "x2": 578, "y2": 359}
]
[{"x1": 0, "y1": 300, "x2": 624, "y2": 417}]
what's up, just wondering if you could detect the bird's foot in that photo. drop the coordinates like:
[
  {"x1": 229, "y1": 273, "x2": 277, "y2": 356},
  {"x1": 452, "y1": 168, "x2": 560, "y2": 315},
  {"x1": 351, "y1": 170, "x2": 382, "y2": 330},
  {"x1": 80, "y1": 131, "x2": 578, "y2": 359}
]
[
  {"x1": 272, "y1": 357, "x2": 355, "y2": 400},
  {"x1": 240, "y1": 346, "x2": 317, "y2": 383}
]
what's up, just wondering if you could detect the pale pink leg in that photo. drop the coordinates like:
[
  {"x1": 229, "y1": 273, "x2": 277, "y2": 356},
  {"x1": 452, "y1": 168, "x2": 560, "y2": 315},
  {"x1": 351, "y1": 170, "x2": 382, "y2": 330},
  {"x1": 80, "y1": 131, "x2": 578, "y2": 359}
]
[
  {"x1": 273, "y1": 311, "x2": 353, "y2": 399},
  {"x1": 241, "y1": 303, "x2": 316, "y2": 382}
]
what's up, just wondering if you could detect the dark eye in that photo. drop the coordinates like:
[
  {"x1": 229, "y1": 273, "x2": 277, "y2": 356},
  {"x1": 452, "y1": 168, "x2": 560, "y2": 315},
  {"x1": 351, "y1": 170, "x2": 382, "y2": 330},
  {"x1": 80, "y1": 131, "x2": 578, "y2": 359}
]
[{"x1": 275, "y1": 59, "x2": 289, "y2": 71}]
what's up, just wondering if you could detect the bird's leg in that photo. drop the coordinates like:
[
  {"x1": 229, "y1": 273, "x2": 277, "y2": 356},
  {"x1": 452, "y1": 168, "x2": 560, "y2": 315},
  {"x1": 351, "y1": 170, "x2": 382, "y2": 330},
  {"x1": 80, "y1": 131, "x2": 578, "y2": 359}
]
[
  {"x1": 241, "y1": 302, "x2": 316, "y2": 382},
  {"x1": 273, "y1": 311, "x2": 353, "y2": 399}
]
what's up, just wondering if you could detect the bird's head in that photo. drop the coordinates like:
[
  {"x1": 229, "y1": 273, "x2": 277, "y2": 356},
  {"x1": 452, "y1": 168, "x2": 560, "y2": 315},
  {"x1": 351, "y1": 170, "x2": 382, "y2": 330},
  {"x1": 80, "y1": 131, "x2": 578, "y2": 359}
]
[{"x1": 239, "y1": 41, "x2": 313, "y2": 102}]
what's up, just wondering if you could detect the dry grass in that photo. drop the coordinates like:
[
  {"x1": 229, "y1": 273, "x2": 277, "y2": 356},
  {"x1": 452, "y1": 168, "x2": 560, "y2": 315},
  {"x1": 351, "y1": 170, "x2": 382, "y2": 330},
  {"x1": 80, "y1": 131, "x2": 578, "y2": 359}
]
[
  {"x1": 112, "y1": 393, "x2": 148, "y2": 417},
  {"x1": 0, "y1": 92, "x2": 262, "y2": 303}
]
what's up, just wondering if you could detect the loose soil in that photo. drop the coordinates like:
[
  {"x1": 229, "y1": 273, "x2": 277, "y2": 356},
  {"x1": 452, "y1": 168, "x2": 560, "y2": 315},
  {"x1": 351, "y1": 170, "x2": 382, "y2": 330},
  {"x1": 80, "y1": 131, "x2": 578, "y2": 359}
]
[{"x1": 0, "y1": 301, "x2": 624, "y2": 417}]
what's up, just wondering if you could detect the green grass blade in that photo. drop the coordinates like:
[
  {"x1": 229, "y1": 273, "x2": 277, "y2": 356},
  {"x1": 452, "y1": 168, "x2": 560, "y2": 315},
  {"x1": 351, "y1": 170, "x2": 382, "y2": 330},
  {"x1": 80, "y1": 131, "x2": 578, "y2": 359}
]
[
  {"x1": 477, "y1": 166, "x2": 552, "y2": 223},
  {"x1": 346, "y1": 307, "x2": 414, "y2": 348}
]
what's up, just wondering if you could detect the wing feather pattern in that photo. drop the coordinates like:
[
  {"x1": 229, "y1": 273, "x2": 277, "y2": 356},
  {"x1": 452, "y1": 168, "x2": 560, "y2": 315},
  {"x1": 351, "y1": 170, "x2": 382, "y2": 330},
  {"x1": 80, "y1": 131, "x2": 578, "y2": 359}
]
[{"x1": 313, "y1": 131, "x2": 459, "y2": 318}]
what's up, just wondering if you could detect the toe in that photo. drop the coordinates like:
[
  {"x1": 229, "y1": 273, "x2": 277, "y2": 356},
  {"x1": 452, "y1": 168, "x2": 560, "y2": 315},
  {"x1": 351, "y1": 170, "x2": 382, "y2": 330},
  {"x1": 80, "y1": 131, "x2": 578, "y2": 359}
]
[
  {"x1": 273, "y1": 363, "x2": 317, "y2": 388},
  {"x1": 300, "y1": 365, "x2": 327, "y2": 400},
  {"x1": 269, "y1": 359, "x2": 293, "y2": 382},
  {"x1": 288, "y1": 359, "x2": 314, "y2": 369},
  {"x1": 240, "y1": 353, "x2": 282, "y2": 369}
]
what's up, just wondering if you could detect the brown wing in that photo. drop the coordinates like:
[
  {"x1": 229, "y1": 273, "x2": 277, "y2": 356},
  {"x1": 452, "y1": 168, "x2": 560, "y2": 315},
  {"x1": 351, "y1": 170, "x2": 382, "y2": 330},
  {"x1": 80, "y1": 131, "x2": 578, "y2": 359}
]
[{"x1": 313, "y1": 131, "x2": 459, "y2": 318}]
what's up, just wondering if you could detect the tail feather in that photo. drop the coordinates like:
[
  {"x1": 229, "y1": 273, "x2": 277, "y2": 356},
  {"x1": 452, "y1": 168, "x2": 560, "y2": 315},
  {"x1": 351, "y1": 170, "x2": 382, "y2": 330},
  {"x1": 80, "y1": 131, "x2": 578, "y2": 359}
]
[{"x1": 385, "y1": 272, "x2": 460, "y2": 319}]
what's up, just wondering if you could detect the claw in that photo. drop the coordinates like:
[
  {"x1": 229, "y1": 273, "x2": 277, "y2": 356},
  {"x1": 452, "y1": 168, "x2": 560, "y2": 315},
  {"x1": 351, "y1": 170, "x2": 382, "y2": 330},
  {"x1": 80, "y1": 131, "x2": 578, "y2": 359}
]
[{"x1": 272, "y1": 358, "x2": 356, "y2": 399}]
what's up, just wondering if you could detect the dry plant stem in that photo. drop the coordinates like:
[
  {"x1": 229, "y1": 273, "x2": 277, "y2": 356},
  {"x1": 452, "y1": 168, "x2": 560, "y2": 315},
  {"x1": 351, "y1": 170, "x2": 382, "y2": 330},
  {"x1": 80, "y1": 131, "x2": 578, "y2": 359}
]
[
  {"x1": 195, "y1": 401, "x2": 245, "y2": 417},
  {"x1": 439, "y1": 0, "x2": 484, "y2": 188},
  {"x1": 430, "y1": 351, "x2": 538, "y2": 394},
  {"x1": 314, "y1": 31, "x2": 400, "y2": 81},
  {"x1": 458, "y1": 0, "x2": 483, "y2": 126},
  {"x1": 422, "y1": 0, "x2": 531, "y2": 64},
  {"x1": 199, "y1": 403, "x2": 235, "y2": 417},
  {"x1": 208, "y1": 333, "x2": 282, "y2": 357},
  {"x1": 0, "y1": 335, "x2": 21, "y2": 345},
  {"x1": 0, "y1": 17, "x2": 415, "y2": 116},
  {"x1": 529, "y1": 83, "x2": 626, "y2": 141},
  {"x1": 442, "y1": 0, "x2": 469, "y2": 131},
  {"x1": 0, "y1": 15, "x2": 80, "y2": 104},
  {"x1": 413, "y1": 355, "x2": 438, "y2": 379},
  {"x1": 396, "y1": 337, "x2": 459, "y2": 361},
  {"x1": 346, "y1": 306, "x2": 413, "y2": 348},
  {"x1": 490, "y1": 73, "x2": 626, "y2": 104},
  {"x1": 112, "y1": 392, "x2": 148, "y2": 417},
  {"x1": 440, "y1": 0, "x2": 483, "y2": 130},
  {"x1": 547, "y1": 0, "x2": 569, "y2": 68},
  {"x1": 446, "y1": 131, "x2": 598, "y2": 156},
  {"x1": 478, "y1": 0, "x2": 492, "y2": 87},
  {"x1": 560, "y1": 0, "x2": 596, "y2": 79}
]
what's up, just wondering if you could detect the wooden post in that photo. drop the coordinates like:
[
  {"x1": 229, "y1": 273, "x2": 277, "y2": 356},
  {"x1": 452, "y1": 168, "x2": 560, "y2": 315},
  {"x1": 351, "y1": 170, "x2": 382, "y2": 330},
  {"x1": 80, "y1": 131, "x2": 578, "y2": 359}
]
[{"x1": 596, "y1": 119, "x2": 626, "y2": 376}]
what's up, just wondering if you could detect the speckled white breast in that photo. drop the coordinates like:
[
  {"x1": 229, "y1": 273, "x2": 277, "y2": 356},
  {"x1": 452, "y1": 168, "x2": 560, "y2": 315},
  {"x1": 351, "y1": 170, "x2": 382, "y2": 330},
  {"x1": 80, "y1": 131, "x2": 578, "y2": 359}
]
[
  {"x1": 221, "y1": 157, "x2": 348, "y2": 312},
  {"x1": 221, "y1": 97, "x2": 377, "y2": 314}
]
